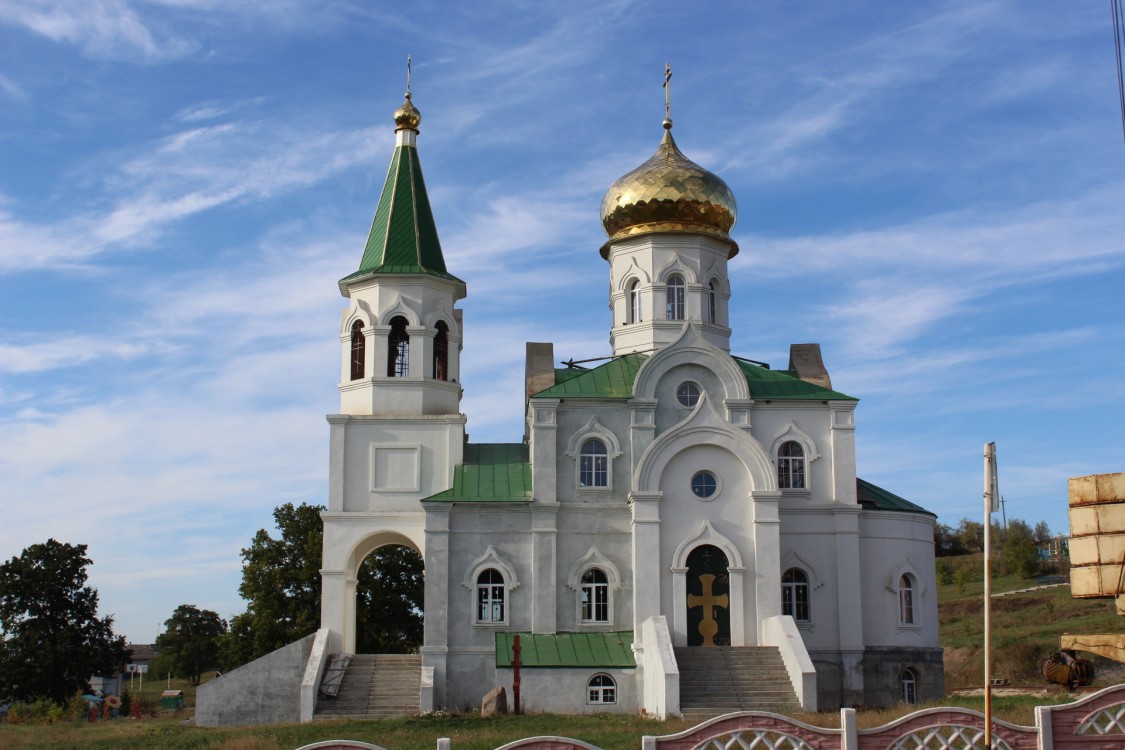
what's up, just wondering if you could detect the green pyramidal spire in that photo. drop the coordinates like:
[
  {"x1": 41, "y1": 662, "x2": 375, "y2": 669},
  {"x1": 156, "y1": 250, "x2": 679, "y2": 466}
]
[{"x1": 342, "y1": 93, "x2": 462, "y2": 285}]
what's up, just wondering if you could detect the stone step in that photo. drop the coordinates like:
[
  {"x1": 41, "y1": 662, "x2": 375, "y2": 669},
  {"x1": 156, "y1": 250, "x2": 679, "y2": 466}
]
[
  {"x1": 314, "y1": 652, "x2": 422, "y2": 720},
  {"x1": 675, "y1": 646, "x2": 800, "y2": 715}
]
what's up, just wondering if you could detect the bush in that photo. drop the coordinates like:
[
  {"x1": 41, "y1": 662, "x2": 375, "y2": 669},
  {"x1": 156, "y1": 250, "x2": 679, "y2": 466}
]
[{"x1": 937, "y1": 560, "x2": 955, "y2": 585}]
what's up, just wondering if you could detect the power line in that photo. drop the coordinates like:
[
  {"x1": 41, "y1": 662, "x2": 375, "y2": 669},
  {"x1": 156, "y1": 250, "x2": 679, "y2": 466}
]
[{"x1": 1114, "y1": 0, "x2": 1125, "y2": 147}]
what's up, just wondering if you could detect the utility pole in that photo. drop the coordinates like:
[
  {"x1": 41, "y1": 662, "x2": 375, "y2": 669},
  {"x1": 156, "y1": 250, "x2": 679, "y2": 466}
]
[{"x1": 1000, "y1": 495, "x2": 1008, "y2": 530}]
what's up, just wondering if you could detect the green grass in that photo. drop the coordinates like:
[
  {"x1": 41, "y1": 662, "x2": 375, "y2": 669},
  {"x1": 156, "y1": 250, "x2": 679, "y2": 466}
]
[{"x1": 937, "y1": 560, "x2": 1122, "y2": 688}]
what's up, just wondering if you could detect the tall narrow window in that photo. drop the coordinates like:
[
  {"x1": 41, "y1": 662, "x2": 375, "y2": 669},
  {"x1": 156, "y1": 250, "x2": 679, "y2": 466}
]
[
  {"x1": 900, "y1": 670, "x2": 917, "y2": 705},
  {"x1": 899, "y1": 574, "x2": 915, "y2": 625},
  {"x1": 781, "y1": 568, "x2": 810, "y2": 623},
  {"x1": 666, "y1": 275, "x2": 685, "y2": 320},
  {"x1": 579, "y1": 438, "x2": 608, "y2": 488},
  {"x1": 433, "y1": 321, "x2": 449, "y2": 381},
  {"x1": 628, "y1": 280, "x2": 641, "y2": 324},
  {"x1": 387, "y1": 316, "x2": 410, "y2": 377},
  {"x1": 350, "y1": 320, "x2": 365, "y2": 380},
  {"x1": 580, "y1": 568, "x2": 610, "y2": 622},
  {"x1": 476, "y1": 568, "x2": 505, "y2": 623},
  {"x1": 777, "y1": 441, "x2": 805, "y2": 489},
  {"x1": 706, "y1": 281, "x2": 717, "y2": 323}
]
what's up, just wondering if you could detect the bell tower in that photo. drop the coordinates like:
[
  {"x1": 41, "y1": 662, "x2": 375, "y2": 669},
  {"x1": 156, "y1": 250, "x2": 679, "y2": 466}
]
[
  {"x1": 336, "y1": 88, "x2": 466, "y2": 416},
  {"x1": 321, "y1": 80, "x2": 467, "y2": 655}
]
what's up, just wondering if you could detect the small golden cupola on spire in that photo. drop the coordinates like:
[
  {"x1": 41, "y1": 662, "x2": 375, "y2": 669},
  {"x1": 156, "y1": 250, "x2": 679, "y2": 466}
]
[
  {"x1": 600, "y1": 67, "x2": 738, "y2": 258},
  {"x1": 394, "y1": 92, "x2": 421, "y2": 132}
]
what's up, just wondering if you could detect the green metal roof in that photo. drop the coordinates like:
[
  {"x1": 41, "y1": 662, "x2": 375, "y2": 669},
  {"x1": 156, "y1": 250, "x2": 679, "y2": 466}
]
[
  {"x1": 532, "y1": 354, "x2": 647, "y2": 399},
  {"x1": 495, "y1": 631, "x2": 636, "y2": 668},
  {"x1": 423, "y1": 443, "x2": 532, "y2": 503},
  {"x1": 735, "y1": 359, "x2": 857, "y2": 401},
  {"x1": 341, "y1": 144, "x2": 463, "y2": 285},
  {"x1": 857, "y1": 478, "x2": 935, "y2": 516},
  {"x1": 529, "y1": 353, "x2": 855, "y2": 401}
]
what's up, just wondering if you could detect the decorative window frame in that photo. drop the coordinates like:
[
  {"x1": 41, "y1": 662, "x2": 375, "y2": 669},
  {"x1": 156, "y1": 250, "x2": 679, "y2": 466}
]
[
  {"x1": 779, "y1": 550, "x2": 821, "y2": 627},
  {"x1": 587, "y1": 673, "x2": 617, "y2": 705},
  {"x1": 462, "y1": 546, "x2": 520, "y2": 628},
  {"x1": 566, "y1": 547, "x2": 624, "y2": 629},
  {"x1": 887, "y1": 558, "x2": 925, "y2": 631},
  {"x1": 565, "y1": 417, "x2": 622, "y2": 494},
  {"x1": 626, "y1": 278, "x2": 642, "y2": 324},
  {"x1": 770, "y1": 423, "x2": 820, "y2": 494}
]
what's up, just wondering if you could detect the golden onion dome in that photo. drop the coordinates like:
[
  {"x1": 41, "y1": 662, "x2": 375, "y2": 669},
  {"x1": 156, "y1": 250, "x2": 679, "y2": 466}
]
[
  {"x1": 600, "y1": 119, "x2": 738, "y2": 258},
  {"x1": 394, "y1": 93, "x2": 421, "y2": 131}
]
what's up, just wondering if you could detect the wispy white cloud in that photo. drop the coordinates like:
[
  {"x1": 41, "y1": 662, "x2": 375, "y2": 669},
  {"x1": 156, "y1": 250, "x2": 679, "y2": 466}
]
[
  {"x1": 0, "y1": 0, "x2": 196, "y2": 61},
  {"x1": 0, "y1": 119, "x2": 386, "y2": 272}
]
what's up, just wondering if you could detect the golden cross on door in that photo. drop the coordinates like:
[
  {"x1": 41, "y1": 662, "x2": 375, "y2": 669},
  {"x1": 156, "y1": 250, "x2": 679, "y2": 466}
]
[{"x1": 687, "y1": 573, "x2": 729, "y2": 647}]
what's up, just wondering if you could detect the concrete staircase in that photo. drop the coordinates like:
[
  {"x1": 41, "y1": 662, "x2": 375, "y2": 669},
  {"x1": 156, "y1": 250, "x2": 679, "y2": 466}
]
[
  {"x1": 314, "y1": 654, "x2": 422, "y2": 720},
  {"x1": 675, "y1": 646, "x2": 801, "y2": 720}
]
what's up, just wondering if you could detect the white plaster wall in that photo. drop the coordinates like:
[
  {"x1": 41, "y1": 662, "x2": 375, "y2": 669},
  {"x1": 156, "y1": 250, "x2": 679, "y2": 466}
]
[
  {"x1": 857, "y1": 511, "x2": 940, "y2": 647},
  {"x1": 495, "y1": 668, "x2": 638, "y2": 714},
  {"x1": 329, "y1": 414, "x2": 465, "y2": 513},
  {"x1": 777, "y1": 508, "x2": 843, "y2": 650},
  {"x1": 748, "y1": 403, "x2": 837, "y2": 504}
]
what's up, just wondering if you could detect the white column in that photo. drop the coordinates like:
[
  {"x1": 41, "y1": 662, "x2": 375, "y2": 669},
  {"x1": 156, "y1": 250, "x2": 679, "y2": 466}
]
[
  {"x1": 631, "y1": 491, "x2": 662, "y2": 635},
  {"x1": 750, "y1": 490, "x2": 782, "y2": 643}
]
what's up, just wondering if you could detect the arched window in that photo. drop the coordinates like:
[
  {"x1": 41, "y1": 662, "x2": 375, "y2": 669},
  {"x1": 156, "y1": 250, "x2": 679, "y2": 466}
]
[
  {"x1": 579, "y1": 438, "x2": 608, "y2": 488},
  {"x1": 628, "y1": 280, "x2": 641, "y2": 324},
  {"x1": 900, "y1": 669, "x2": 917, "y2": 705},
  {"x1": 777, "y1": 441, "x2": 805, "y2": 489},
  {"x1": 387, "y1": 316, "x2": 410, "y2": 377},
  {"x1": 587, "y1": 674, "x2": 616, "y2": 704},
  {"x1": 476, "y1": 568, "x2": 505, "y2": 623},
  {"x1": 580, "y1": 568, "x2": 609, "y2": 623},
  {"x1": 666, "y1": 275, "x2": 685, "y2": 320},
  {"x1": 706, "y1": 280, "x2": 717, "y2": 323},
  {"x1": 350, "y1": 320, "x2": 365, "y2": 380},
  {"x1": 781, "y1": 568, "x2": 810, "y2": 623},
  {"x1": 433, "y1": 321, "x2": 449, "y2": 381},
  {"x1": 899, "y1": 574, "x2": 915, "y2": 625}
]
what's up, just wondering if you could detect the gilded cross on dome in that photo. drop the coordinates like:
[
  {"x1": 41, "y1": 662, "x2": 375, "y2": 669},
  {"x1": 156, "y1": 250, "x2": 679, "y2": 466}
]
[{"x1": 663, "y1": 63, "x2": 672, "y2": 125}]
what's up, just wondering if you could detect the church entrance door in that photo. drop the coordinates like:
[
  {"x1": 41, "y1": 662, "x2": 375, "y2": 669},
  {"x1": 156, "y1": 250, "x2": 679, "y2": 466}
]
[{"x1": 686, "y1": 544, "x2": 731, "y2": 647}]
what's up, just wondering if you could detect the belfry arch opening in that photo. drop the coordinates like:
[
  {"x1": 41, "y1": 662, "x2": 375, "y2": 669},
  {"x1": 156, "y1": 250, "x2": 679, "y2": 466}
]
[{"x1": 353, "y1": 542, "x2": 424, "y2": 654}]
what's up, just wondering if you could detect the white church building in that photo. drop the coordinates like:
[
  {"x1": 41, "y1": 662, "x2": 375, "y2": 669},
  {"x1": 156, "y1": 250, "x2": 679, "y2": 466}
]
[
  {"x1": 312, "y1": 86, "x2": 944, "y2": 716},
  {"x1": 199, "y1": 85, "x2": 943, "y2": 725}
]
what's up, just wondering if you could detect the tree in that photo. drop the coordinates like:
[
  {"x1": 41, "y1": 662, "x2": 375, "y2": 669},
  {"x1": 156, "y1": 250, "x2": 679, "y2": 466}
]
[
  {"x1": 956, "y1": 519, "x2": 984, "y2": 554},
  {"x1": 356, "y1": 545, "x2": 424, "y2": 654},
  {"x1": 1034, "y1": 520, "x2": 1052, "y2": 546},
  {"x1": 221, "y1": 502, "x2": 425, "y2": 669},
  {"x1": 0, "y1": 539, "x2": 129, "y2": 704},
  {"x1": 1000, "y1": 518, "x2": 1040, "y2": 579},
  {"x1": 220, "y1": 502, "x2": 324, "y2": 669},
  {"x1": 155, "y1": 604, "x2": 227, "y2": 684}
]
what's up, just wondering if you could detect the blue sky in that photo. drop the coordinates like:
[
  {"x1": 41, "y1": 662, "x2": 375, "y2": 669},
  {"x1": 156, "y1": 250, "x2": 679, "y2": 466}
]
[{"x1": 1, "y1": 1, "x2": 1123, "y2": 645}]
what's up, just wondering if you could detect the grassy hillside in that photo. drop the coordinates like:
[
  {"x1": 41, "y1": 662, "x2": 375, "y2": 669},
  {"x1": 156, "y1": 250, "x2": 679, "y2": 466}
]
[{"x1": 938, "y1": 560, "x2": 1123, "y2": 688}]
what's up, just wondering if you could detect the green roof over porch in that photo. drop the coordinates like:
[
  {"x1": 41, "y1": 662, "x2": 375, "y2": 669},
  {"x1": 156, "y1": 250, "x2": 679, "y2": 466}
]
[{"x1": 495, "y1": 631, "x2": 636, "y2": 668}]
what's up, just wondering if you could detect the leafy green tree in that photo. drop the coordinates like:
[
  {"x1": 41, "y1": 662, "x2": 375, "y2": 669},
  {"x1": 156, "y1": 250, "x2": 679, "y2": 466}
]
[
  {"x1": 154, "y1": 604, "x2": 227, "y2": 684},
  {"x1": 220, "y1": 502, "x2": 324, "y2": 669},
  {"x1": 1034, "y1": 520, "x2": 1052, "y2": 546},
  {"x1": 956, "y1": 519, "x2": 984, "y2": 554},
  {"x1": 0, "y1": 539, "x2": 129, "y2": 704},
  {"x1": 356, "y1": 545, "x2": 424, "y2": 654},
  {"x1": 1000, "y1": 518, "x2": 1040, "y2": 579},
  {"x1": 220, "y1": 502, "x2": 424, "y2": 669}
]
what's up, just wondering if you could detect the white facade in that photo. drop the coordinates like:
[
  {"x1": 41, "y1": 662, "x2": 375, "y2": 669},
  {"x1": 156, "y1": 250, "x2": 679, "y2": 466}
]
[{"x1": 318, "y1": 103, "x2": 943, "y2": 714}]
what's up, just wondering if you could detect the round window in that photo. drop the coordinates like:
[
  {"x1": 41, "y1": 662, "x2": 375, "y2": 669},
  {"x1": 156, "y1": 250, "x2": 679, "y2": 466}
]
[
  {"x1": 691, "y1": 471, "x2": 717, "y2": 498},
  {"x1": 676, "y1": 382, "x2": 701, "y2": 407}
]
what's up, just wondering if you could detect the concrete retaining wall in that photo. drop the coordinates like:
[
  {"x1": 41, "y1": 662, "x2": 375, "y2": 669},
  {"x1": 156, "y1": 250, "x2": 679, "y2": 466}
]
[{"x1": 196, "y1": 632, "x2": 316, "y2": 727}]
